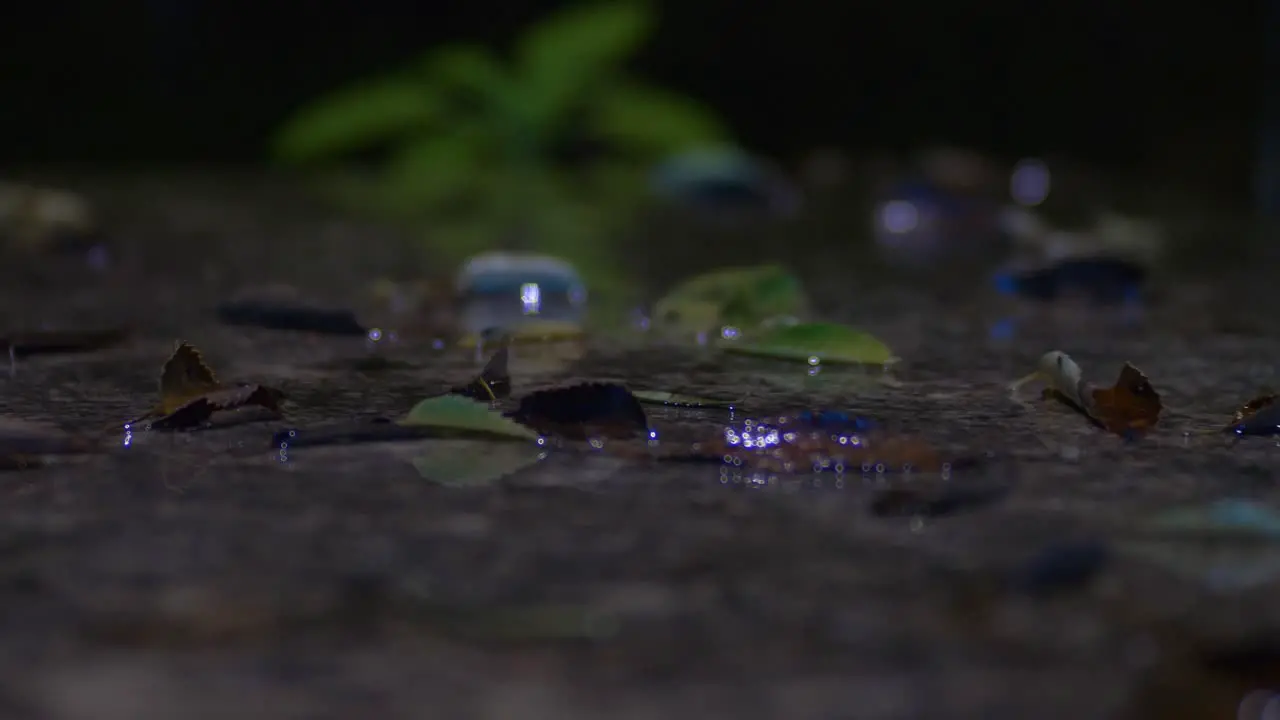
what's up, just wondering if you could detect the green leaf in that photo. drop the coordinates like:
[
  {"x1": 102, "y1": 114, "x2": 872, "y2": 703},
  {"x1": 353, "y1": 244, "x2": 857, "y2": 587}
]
[
  {"x1": 271, "y1": 79, "x2": 438, "y2": 164},
  {"x1": 421, "y1": 43, "x2": 515, "y2": 111},
  {"x1": 631, "y1": 390, "x2": 737, "y2": 409},
  {"x1": 723, "y1": 322, "x2": 897, "y2": 366},
  {"x1": 591, "y1": 82, "x2": 729, "y2": 157},
  {"x1": 384, "y1": 130, "x2": 489, "y2": 210},
  {"x1": 514, "y1": 0, "x2": 653, "y2": 134},
  {"x1": 400, "y1": 394, "x2": 538, "y2": 440},
  {"x1": 411, "y1": 439, "x2": 545, "y2": 486},
  {"x1": 653, "y1": 265, "x2": 806, "y2": 333}
]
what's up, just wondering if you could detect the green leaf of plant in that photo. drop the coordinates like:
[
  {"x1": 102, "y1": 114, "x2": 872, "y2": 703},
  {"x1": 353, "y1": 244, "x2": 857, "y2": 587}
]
[
  {"x1": 653, "y1": 265, "x2": 806, "y2": 333},
  {"x1": 514, "y1": 0, "x2": 653, "y2": 135},
  {"x1": 420, "y1": 43, "x2": 515, "y2": 112},
  {"x1": 411, "y1": 439, "x2": 545, "y2": 486},
  {"x1": 723, "y1": 322, "x2": 897, "y2": 366},
  {"x1": 400, "y1": 394, "x2": 538, "y2": 440},
  {"x1": 271, "y1": 79, "x2": 438, "y2": 164},
  {"x1": 384, "y1": 130, "x2": 489, "y2": 210},
  {"x1": 631, "y1": 390, "x2": 737, "y2": 408},
  {"x1": 591, "y1": 82, "x2": 729, "y2": 157}
]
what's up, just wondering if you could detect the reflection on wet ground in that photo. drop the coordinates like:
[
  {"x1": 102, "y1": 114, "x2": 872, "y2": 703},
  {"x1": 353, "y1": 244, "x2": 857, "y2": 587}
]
[{"x1": 0, "y1": 176, "x2": 1278, "y2": 719}]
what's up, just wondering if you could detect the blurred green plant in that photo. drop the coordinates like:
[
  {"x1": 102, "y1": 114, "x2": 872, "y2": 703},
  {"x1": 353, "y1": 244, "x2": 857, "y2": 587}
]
[{"x1": 271, "y1": 0, "x2": 731, "y2": 313}]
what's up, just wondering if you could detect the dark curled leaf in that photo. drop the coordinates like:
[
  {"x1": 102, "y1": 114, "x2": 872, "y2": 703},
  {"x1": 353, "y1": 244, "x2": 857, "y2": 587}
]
[
  {"x1": 869, "y1": 485, "x2": 1009, "y2": 519},
  {"x1": 0, "y1": 328, "x2": 128, "y2": 358},
  {"x1": 148, "y1": 385, "x2": 285, "y2": 431},
  {"x1": 1227, "y1": 397, "x2": 1280, "y2": 437},
  {"x1": 272, "y1": 418, "x2": 440, "y2": 449},
  {"x1": 216, "y1": 301, "x2": 368, "y2": 336},
  {"x1": 507, "y1": 383, "x2": 649, "y2": 440},
  {"x1": 1007, "y1": 540, "x2": 1110, "y2": 598},
  {"x1": 449, "y1": 341, "x2": 511, "y2": 402}
]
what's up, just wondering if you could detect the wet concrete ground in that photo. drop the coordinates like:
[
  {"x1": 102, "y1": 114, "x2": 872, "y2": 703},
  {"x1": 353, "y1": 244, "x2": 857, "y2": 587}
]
[{"x1": 1, "y1": 174, "x2": 1279, "y2": 719}]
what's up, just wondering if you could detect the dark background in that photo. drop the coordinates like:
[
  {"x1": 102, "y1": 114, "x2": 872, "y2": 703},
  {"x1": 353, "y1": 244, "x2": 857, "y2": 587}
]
[{"x1": 0, "y1": 0, "x2": 1259, "y2": 202}]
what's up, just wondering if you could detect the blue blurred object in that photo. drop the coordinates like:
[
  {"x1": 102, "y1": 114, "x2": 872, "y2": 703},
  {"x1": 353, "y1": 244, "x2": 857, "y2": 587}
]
[
  {"x1": 456, "y1": 252, "x2": 588, "y2": 333},
  {"x1": 992, "y1": 256, "x2": 1147, "y2": 304},
  {"x1": 1010, "y1": 540, "x2": 1110, "y2": 597},
  {"x1": 987, "y1": 317, "x2": 1018, "y2": 341},
  {"x1": 872, "y1": 177, "x2": 1002, "y2": 266},
  {"x1": 650, "y1": 146, "x2": 801, "y2": 217},
  {"x1": 456, "y1": 252, "x2": 587, "y2": 299}
]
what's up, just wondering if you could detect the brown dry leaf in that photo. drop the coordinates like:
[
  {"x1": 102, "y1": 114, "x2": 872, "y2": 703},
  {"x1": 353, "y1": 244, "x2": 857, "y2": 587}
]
[
  {"x1": 1010, "y1": 351, "x2": 1162, "y2": 438},
  {"x1": 1087, "y1": 362, "x2": 1163, "y2": 436},
  {"x1": 131, "y1": 342, "x2": 284, "y2": 430},
  {"x1": 1228, "y1": 390, "x2": 1277, "y2": 428},
  {"x1": 149, "y1": 385, "x2": 286, "y2": 431},
  {"x1": 156, "y1": 342, "x2": 221, "y2": 415}
]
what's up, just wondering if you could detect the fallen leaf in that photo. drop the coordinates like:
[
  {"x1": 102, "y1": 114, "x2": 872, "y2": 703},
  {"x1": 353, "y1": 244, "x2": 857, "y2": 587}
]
[
  {"x1": 1231, "y1": 392, "x2": 1277, "y2": 426},
  {"x1": 689, "y1": 412, "x2": 956, "y2": 474},
  {"x1": 156, "y1": 342, "x2": 221, "y2": 415},
  {"x1": 653, "y1": 265, "x2": 806, "y2": 334},
  {"x1": 401, "y1": 395, "x2": 539, "y2": 441},
  {"x1": 1089, "y1": 363, "x2": 1162, "y2": 435},
  {"x1": 630, "y1": 389, "x2": 737, "y2": 409},
  {"x1": 448, "y1": 338, "x2": 511, "y2": 402},
  {"x1": 722, "y1": 322, "x2": 897, "y2": 366},
  {"x1": 131, "y1": 342, "x2": 285, "y2": 430},
  {"x1": 1009, "y1": 350, "x2": 1088, "y2": 408},
  {"x1": 1009, "y1": 350, "x2": 1161, "y2": 437},
  {"x1": 149, "y1": 385, "x2": 286, "y2": 431},
  {"x1": 0, "y1": 328, "x2": 128, "y2": 358},
  {"x1": 1225, "y1": 391, "x2": 1280, "y2": 436},
  {"x1": 411, "y1": 439, "x2": 545, "y2": 486},
  {"x1": 506, "y1": 383, "x2": 650, "y2": 440}
]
